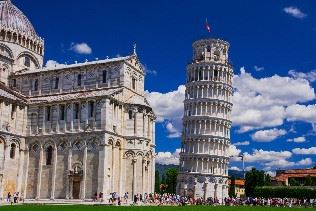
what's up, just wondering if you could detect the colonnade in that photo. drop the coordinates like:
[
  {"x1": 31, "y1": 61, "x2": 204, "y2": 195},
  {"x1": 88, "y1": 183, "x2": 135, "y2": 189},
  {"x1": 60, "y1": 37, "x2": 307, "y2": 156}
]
[
  {"x1": 183, "y1": 119, "x2": 231, "y2": 138},
  {"x1": 185, "y1": 84, "x2": 232, "y2": 102},
  {"x1": 184, "y1": 101, "x2": 231, "y2": 119},
  {"x1": 187, "y1": 64, "x2": 233, "y2": 84},
  {"x1": 179, "y1": 157, "x2": 229, "y2": 176}
]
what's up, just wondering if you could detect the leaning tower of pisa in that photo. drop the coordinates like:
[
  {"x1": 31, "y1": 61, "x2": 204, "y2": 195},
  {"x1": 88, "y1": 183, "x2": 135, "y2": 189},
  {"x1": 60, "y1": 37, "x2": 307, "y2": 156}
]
[{"x1": 177, "y1": 38, "x2": 233, "y2": 202}]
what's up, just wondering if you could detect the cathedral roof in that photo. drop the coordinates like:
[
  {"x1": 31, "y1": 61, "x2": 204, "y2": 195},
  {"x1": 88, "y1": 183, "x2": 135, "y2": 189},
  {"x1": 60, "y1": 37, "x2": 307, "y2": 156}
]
[
  {"x1": 29, "y1": 87, "x2": 123, "y2": 104},
  {"x1": 0, "y1": 0, "x2": 38, "y2": 39},
  {"x1": 14, "y1": 55, "x2": 134, "y2": 76}
]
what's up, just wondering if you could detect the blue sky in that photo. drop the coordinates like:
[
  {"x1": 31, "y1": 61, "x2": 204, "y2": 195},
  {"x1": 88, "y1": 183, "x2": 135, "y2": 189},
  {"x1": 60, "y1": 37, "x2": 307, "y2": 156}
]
[{"x1": 19, "y1": 0, "x2": 316, "y2": 173}]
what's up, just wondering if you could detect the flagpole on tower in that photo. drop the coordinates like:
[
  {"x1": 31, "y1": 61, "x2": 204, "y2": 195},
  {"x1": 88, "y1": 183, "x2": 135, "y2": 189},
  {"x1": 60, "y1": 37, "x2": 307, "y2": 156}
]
[{"x1": 204, "y1": 18, "x2": 211, "y2": 33}]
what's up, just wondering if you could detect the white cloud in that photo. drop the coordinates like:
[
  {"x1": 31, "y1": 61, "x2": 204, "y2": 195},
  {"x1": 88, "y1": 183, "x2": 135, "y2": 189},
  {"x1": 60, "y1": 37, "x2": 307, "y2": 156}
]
[
  {"x1": 287, "y1": 136, "x2": 306, "y2": 143},
  {"x1": 229, "y1": 145, "x2": 241, "y2": 158},
  {"x1": 142, "y1": 64, "x2": 157, "y2": 76},
  {"x1": 265, "y1": 159, "x2": 295, "y2": 168},
  {"x1": 145, "y1": 67, "x2": 315, "y2": 137},
  {"x1": 165, "y1": 122, "x2": 181, "y2": 138},
  {"x1": 286, "y1": 104, "x2": 316, "y2": 124},
  {"x1": 297, "y1": 158, "x2": 313, "y2": 166},
  {"x1": 244, "y1": 149, "x2": 313, "y2": 171},
  {"x1": 283, "y1": 6, "x2": 307, "y2": 19},
  {"x1": 288, "y1": 69, "x2": 316, "y2": 82},
  {"x1": 155, "y1": 149, "x2": 180, "y2": 165},
  {"x1": 70, "y1": 42, "x2": 92, "y2": 54},
  {"x1": 244, "y1": 149, "x2": 292, "y2": 163},
  {"x1": 245, "y1": 166, "x2": 255, "y2": 171},
  {"x1": 229, "y1": 166, "x2": 241, "y2": 171},
  {"x1": 145, "y1": 85, "x2": 185, "y2": 138},
  {"x1": 254, "y1": 65, "x2": 264, "y2": 72},
  {"x1": 251, "y1": 128, "x2": 287, "y2": 142},
  {"x1": 232, "y1": 68, "x2": 315, "y2": 132},
  {"x1": 45, "y1": 60, "x2": 62, "y2": 68},
  {"x1": 233, "y1": 141, "x2": 250, "y2": 146},
  {"x1": 292, "y1": 147, "x2": 316, "y2": 155}
]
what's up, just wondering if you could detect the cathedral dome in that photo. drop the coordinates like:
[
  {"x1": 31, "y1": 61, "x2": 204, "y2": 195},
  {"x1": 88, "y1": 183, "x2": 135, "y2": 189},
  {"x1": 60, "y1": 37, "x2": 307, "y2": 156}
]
[{"x1": 0, "y1": 0, "x2": 38, "y2": 38}]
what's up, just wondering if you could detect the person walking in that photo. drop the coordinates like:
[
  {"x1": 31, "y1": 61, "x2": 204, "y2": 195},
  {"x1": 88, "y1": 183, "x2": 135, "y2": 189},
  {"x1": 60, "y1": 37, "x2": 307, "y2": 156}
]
[{"x1": 7, "y1": 192, "x2": 11, "y2": 203}]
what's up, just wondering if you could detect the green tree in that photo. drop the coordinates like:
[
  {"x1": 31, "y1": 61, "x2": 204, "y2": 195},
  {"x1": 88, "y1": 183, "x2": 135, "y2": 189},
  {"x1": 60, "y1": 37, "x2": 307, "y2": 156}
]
[
  {"x1": 165, "y1": 168, "x2": 178, "y2": 194},
  {"x1": 304, "y1": 175, "x2": 313, "y2": 186},
  {"x1": 155, "y1": 170, "x2": 161, "y2": 193},
  {"x1": 229, "y1": 175, "x2": 236, "y2": 197},
  {"x1": 289, "y1": 178, "x2": 300, "y2": 186},
  {"x1": 264, "y1": 174, "x2": 272, "y2": 186},
  {"x1": 245, "y1": 168, "x2": 265, "y2": 197}
]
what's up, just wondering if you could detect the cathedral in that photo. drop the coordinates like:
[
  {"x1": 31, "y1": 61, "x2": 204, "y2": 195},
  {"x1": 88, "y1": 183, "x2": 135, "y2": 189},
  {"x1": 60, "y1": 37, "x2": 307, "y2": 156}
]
[{"x1": 0, "y1": 0, "x2": 156, "y2": 200}]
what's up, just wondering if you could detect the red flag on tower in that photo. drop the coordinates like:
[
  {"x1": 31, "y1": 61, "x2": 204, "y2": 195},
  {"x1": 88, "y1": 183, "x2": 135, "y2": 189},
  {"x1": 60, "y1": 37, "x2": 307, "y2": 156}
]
[{"x1": 205, "y1": 18, "x2": 211, "y2": 33}]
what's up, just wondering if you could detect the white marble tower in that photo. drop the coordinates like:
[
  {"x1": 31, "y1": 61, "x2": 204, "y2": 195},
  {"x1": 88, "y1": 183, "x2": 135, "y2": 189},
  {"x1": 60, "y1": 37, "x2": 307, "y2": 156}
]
[{"x1": 177, "y1": 38, "x2": 233, "y2": 202}]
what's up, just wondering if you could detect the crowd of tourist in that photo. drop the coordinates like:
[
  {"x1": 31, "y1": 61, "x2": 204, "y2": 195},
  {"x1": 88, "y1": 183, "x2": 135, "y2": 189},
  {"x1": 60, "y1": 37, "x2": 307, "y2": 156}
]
[
  {"x1": 5, "y1": 192, "x2": 21, "y2": 204},
  {"x1": 3, "y1": 191, "x2": 316, "y2": 208},
  {"x1": 93, "y1": 192, "x2": 316, "y2": 208}
]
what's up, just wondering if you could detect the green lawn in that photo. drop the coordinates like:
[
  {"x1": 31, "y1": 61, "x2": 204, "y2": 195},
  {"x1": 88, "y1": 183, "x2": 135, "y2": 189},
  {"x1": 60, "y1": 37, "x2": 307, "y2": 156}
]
[{"x1": 0, "y1": 205, "x2": 314, "y2": 211}]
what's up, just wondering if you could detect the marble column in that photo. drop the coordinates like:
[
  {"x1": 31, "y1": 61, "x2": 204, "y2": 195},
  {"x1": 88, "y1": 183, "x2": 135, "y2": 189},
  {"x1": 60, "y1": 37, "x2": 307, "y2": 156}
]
[
  {"x1": 81, "y1": 145, "x2": 87, "y2": 199},
  {"x1": 36, "y1": 145, "x2": 43, "y2": 200},
  {"x1": 50, "y1": 145, "x2": 58, "y2": 199}
]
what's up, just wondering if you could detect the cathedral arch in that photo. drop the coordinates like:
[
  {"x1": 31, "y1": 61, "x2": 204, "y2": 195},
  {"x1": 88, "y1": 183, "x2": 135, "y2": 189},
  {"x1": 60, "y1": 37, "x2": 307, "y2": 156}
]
[
  {"x1": 136, "y1": 151, "x2": 144, "y2": 158},
  {"x1": 72, "y1": 139, "x2": 84, "y2": 151},
  {"x1": 0, "y1": 43, "x2": 14, "y2": 59},
  {"x1": 87, "y1": 138, "x2": 99, "y2": 151},
  {"x1": 43, "y1": 141, "x2": 55, "y2": 150},
  {"x1": 16, "y1": 51, "x2": 40, "y2": 68},
  {"x1": 108, "y1": 138, "x2": 115, "y2": 146},
  {"x1": 58, "y1": 140, "x2": 68, "y2": 151},
  {"x1": 124, "y1": 150, "x2": 135, "y2": 159},
  {"x1": 115, "y1": 140, "x2": 121, "y2": 148},
  {"x1": 9, "y1": 138, "x2": 21, "y2": 148}
]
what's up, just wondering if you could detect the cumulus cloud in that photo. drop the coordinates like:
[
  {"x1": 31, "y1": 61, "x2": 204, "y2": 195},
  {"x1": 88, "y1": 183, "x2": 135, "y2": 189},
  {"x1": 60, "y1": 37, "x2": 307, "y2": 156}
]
[
  {"x1": 70, "y1": 42, "x2": 92, "y2": 54},
  {"x1": 297, "y1": 158, "x2": 313, "y2": 166},
  {"x1": 245, "y1": 166, "x2": 255, "y2": 171},
  {"x1": 292, "y1": 147, "x2": 316, "y2": 155},
  {"x1": 145, "y1": 85, "x2": 185, "y2": 138},
  {"x1": 145, "y1": 67, "x2": 315, "y2": 137},
  {"x1": 289, "y1": 69, "x2": 316, "y2": 82},
  {"x1": 265, "y1": 159, "x2": 295, "y2": 168},
  {"x1": 229, "y1": 145, "x2": 241, "y2": 158},
  {"x1": 233, "y1": 141, "x2": 250, "y2": 146},
  {"x1": 142, "y1": 64, "x2": 157, "y2": 76},
  {"x1": 243, "y1": 149, "x2": 292, "y2": 163},
  {"x1": 286, "y1": 104, "x2": 316, "y2": 124},
  {"x1": 232, "y1": 68, "x2": 315, "y2": 132},
  {"x1": 236, "y1": 149, "x2": 312, "y2": 169},
  {"x1": 251, "y1": 128, "x2": 287, "y2": 142},
  {"x1": 155, "y1": 149, "x2": 180, "y2": 165},
  {"x1": 287, "y1": 136, "x2": 306, "y2": 143},
  {"x1": 165, "y1": 122, "x2": 182, "y2": 138},
  {"x1": 45, "y1": 60, "x2": 62, "y2": 68},
  {"x1": 283, "y1": 6, "x2": 307, "y2": 19},
  {"x1": 254, "y1": 65, "x2": 264, "y2": 72},
  {"x1": 229, "y1": 166, "x2": 241, "y2": 171},
  {"x1": 266, "y1": 158, "x2": 312, "y2": 168}
]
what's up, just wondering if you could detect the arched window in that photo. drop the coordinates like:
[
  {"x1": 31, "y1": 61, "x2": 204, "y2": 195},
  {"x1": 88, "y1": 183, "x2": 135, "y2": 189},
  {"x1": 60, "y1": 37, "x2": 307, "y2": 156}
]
[
  {"x1": 46, "y1": 146, "x2": 53, "y2": 165},
  {"x1": 10, "y1": 143, "x2": 16, "y2": 159}
]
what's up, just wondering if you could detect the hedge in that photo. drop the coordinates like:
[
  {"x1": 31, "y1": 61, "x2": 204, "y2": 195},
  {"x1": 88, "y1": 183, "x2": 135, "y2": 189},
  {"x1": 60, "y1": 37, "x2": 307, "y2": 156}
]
[{"x1": 254, "y1": 187, "x2": 316, "y2": 199}]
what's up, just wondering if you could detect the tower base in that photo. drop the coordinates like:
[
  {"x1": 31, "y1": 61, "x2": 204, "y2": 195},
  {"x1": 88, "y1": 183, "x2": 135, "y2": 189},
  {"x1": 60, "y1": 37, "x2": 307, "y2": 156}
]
[{"x1": 177, "y1": 173, "x2": 229, "y2": 204}]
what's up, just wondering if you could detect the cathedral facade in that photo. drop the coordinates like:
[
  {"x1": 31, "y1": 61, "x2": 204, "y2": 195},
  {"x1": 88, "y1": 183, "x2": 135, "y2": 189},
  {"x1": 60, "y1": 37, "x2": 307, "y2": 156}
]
[
  {"x1": 177, "y1": 38, "x2": 233, "y2": 202},
  {"x1": 0, "y1": 0, "x2": 155, "y2": 200}
]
